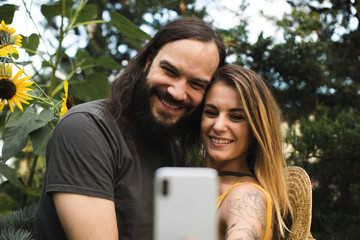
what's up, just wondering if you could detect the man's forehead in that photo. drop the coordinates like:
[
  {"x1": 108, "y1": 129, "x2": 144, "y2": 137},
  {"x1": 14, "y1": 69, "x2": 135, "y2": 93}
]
[{"x1": 154, "y1": 40, "x2": 219, "y2": 79}]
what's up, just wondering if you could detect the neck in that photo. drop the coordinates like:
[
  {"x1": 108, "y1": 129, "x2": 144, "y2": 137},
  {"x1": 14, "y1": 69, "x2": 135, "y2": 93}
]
[{"x1": 206, "y1": 156, "x2": 251, "y2": 174}]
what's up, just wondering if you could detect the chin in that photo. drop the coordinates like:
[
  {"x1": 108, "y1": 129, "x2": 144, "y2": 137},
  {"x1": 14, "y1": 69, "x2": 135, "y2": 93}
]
[
  {"x1": 155, "y1": 118, "x2": 176, "y2": 127},
  {"x1": 208, "y1": 154, "x2": 229, "y2": 163},
  {"x1": 153, "y1": 111, "x2": 182, "y2": 126}
]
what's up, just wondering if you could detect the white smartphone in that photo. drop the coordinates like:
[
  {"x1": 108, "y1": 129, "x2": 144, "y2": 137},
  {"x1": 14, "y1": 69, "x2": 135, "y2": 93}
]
[{"x1": 153, "y1": 167, "x2": 219, "y2": 240}]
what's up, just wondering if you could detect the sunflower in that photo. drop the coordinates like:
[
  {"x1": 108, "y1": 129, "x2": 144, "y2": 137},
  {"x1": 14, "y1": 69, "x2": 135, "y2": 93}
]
[
  {"x1": 59, "y1": 80, "x2": 74, "y2": 116},
  {"x1": 0, "y1": 64, "x2": 33, "y2": 112},
  {"x1": 0, "y1": 20, "x2": 22, "y2": 57}
]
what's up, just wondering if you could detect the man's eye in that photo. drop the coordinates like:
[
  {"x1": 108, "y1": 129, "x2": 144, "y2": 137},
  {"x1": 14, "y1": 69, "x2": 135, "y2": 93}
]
[
  {"x1": 162, "y1": 67, "x2": 176, "y2": 76},
  {"x1": 190, "y1": 81, "x2": 206, "y2": 90}
]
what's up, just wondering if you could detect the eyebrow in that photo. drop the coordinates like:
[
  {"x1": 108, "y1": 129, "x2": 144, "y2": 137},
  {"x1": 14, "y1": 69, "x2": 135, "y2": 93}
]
[
  {"x1": 159, "y1": 60, "x2": 211, "y2": 84},
  {"x1": 204, "y1": 104, "x2": 245, "y2": 112}
]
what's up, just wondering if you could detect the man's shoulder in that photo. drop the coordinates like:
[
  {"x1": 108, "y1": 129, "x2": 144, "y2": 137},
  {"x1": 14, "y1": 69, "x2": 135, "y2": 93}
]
[
  {"x1": 57, "y1": 99, "x2": 121, "y2": 132},
  {"x1": 60, "y1": 100, "x2": 113, "y2": 122},
  {"x1": 66, "y1": 99, "x2": 105, "y2": 115}
]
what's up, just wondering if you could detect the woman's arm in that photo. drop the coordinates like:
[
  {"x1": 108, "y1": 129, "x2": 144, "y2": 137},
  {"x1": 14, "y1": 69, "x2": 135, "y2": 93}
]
[{"x1": 219, "y1": 185, "x2": 268, "y2": 240}]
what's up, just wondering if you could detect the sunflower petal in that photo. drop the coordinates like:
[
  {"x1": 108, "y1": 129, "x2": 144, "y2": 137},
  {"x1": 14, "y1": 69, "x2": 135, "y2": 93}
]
[
  {"x1": 0, "y1": 48, "x2": 8, "y2": 57},
  {"x1": 16, "y1": 92, "x2": 33, "y2": 100},
  {"x1": 17, "y1": 97, "x2": 30, "y2": 105},
  {"x1": 63, "y1": 80, "x2": 69, "y2": 96},
  {"x1": 12, "y1": 97, "x2": 24, "y2": 111},
  {"x1": 0, "y1": 100, "x2": 5, "y2": 112},
  {"x1": 60, "y1": 105, "x2": 68, "y2": 116},
  {"x1": 13, "y1": 78, "x2": 33, "y2": 87},
  {"x1": 8, "y1": 100, "x2": 14, "y2": 112},
  {"x1": 12, "y1": 69, "x2": 24, "y2": 81},
  {"x1": 14, "y1": 75, "x2": 32, "y2": 82},
  {"x1": 15, "y1": 87, "x2": 33, "y2": 92},
  {"x1": 12, "y1": 47, "x2": 18, "y2": 55}
]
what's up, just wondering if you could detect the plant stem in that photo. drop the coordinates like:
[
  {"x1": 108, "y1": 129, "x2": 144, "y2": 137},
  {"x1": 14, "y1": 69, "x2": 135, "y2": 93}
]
[
  {"x1": 21, "y1": 0, "x2": 51, "y2": 56},
  {"x1": 27, "y1": 155, "x2": 39, "y2": 190},
  {"x1": 48, "y1": 0, "x2": 66, "y2": 96},
  {"x1": 30, "y1": 95, "x2": 54, "y2": 106},
  {"x1": 9, "y1": 56, "x2": 55, "y2": 107},
  {"x1": 70, "y1": 20, "x2": 106, "y2": 30},
  {"x1": 20, "y1": 155, "x2": 39, "y2": 208},
  {"x1": 51, "y1": 64, "x2": 96, "y2": 96}
]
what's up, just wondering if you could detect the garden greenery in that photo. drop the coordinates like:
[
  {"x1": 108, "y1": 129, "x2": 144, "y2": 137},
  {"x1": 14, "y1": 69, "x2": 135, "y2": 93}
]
[{"x1": 0, "y1": 1, "x2": 150, "y2": 237}]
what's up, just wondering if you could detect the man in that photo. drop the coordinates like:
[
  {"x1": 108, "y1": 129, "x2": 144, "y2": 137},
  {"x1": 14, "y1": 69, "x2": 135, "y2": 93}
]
[{"x1": 36, "y1": 17, "x2": 226, "y2": 239}]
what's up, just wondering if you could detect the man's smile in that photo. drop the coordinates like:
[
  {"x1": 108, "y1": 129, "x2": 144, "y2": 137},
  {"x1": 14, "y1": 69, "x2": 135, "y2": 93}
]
[{"x1": 160, "y1": 98, "x2": 182, "y2": 110}]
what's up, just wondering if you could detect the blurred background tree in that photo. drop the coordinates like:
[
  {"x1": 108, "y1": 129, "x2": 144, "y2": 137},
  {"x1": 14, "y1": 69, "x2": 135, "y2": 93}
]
[
  {"x1": 222, "y1": 1, "x2": 360, "y2": 235},
  {"x1": 0, "y1": 0, "x2": 359, "y2": 239}
]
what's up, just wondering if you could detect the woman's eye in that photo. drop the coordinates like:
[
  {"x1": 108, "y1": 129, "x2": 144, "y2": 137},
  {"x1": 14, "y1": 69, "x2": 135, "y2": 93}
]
[
  {"x1": 231, "y1": 114, "x2": 245, "y2": 121},
  {"x1": 203, "y1": 110, "x2": 217, "y2": 117}
]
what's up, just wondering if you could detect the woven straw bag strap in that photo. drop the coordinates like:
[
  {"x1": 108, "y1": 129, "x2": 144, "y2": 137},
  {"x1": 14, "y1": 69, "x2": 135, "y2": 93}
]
[{"x1": 285, "y1": 166, "x2": 315, "y2": 240}]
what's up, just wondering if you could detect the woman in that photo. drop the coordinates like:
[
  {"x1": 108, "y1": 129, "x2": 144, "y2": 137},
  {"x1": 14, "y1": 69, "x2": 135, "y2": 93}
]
[{"x1": 199, "y1": 65, "x2": 292, "y2": 239}]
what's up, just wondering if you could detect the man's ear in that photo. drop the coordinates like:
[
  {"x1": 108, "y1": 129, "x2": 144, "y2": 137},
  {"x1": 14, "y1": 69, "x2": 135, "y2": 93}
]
[
  {"x1": 144, "y1": 61, "x2": 150, "y2": 72},
  {"x1": 143, "y1": 54, "x2": 153, "y2": 72}
]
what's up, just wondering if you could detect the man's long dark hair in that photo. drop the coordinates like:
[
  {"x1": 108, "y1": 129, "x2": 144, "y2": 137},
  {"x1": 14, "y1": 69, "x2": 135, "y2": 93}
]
[{"x1": 104, "y1": 17, "x2": 226, "y2": 151}]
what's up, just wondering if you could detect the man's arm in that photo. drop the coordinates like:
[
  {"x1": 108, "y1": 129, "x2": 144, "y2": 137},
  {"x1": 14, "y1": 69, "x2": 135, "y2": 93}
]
[{"x1": 53, "y1": 193, "x2": 118, "y2": 240}]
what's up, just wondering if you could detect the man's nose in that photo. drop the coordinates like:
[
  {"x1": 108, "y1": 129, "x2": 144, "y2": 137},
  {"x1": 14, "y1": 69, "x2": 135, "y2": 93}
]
[{"x1": 167, "y1": 79, "x2": 187, "y2": 101}]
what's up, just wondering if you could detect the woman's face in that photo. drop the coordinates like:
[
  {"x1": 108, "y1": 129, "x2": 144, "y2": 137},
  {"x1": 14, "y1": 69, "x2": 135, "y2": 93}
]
[{"x1": 201, "y1": 81, "x2": 253, "y2": 170}]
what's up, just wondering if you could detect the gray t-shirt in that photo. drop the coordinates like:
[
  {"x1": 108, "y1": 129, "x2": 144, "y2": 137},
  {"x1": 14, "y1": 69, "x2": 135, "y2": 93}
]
[{"x1": 36, "y1": 100, "x2": 185, "y2": 239}]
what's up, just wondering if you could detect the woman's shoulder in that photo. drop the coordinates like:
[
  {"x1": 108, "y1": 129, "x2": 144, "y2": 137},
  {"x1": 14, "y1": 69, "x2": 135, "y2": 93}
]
[
  {"x1": 218, "y1": 182, "x2": 271, "y2": 240},
  {"x1": 224, "y1": 182, "x2": 268, "y2": 206}
]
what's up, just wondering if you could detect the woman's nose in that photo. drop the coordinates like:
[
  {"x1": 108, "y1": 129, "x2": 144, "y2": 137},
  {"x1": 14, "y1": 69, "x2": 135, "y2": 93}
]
[{"x1": 213, "y1": 116, "x2": 227, "y2": 132}]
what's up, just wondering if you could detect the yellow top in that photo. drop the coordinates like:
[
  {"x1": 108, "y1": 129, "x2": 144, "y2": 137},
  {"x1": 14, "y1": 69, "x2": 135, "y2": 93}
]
[{"x1": 217, "y1": 182, "x2": 272, "y2": 240}]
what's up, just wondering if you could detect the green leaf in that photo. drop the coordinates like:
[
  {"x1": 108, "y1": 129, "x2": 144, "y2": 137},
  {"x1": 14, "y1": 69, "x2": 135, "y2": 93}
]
[
  {"x1": 2, "y1": 108, "x2": 55, "y2": 162},
  {"x1": 71, "y1": 72, "x2": 110, "y2": 101},
  {"x1": 21, "y1": 34, "x2": 40, "y2": 56},
  {"x1": 97, "y1": 56, "x2": 123, "y2": 70},
  {"x1": 76, "y1": 49, "x2": 96, "y2": 67},
  {"x1": 40, "y1": 1, "x2": 62, "y2": 19},
  {"x1": 41, "y1": 0, "x2": 74, "y2": 19},
  {"x1": 75, "y1": 50, "x2": 97, "y2": 75},
  {"x1": 0, "y1": 162, "x2": 27, "y2": 192},
  {"x1": 109, "y1": 11, "x2": 150, "y2": 40},
  {"x1": 0, "y1": 193, "x2": 17, "y2": 214},
  {"x1": 11, "y1": 52, "x2": 19, "y2": 59},
  {"x1": 30, "y1": 124, "x2": 54, "y2": 158},
  {"x1": 75, "y1": 4, "x2": 97, "y2": 24},
  {"x1": 0, "y1": 227, "x2": 34, "y2": 240},
  {"x1": 4, "y1": 105, "x2": 27, "y2": 124},
  {"x1": 0, "y1": 107, "x2": 8, "y2": 131},
  {"x1": 0, "y1": 4, "x2": 19, "y2": 24}
]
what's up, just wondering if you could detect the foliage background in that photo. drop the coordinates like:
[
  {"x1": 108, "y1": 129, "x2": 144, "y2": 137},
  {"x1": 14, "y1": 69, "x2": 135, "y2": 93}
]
[{"x1": 0, "y1": 0, "x2": 359, "y2": 239}]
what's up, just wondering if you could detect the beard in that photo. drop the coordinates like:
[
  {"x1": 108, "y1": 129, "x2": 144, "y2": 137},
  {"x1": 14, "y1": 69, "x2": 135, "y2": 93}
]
[{"x1": 130, "y1": 67, "x2": 194, "y2": 144}]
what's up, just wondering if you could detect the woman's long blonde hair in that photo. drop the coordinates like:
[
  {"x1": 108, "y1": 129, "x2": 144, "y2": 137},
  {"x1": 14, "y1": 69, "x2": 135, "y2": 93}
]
[{"x1": 209, "y1": 64, "x2": 292, "y2": 238}]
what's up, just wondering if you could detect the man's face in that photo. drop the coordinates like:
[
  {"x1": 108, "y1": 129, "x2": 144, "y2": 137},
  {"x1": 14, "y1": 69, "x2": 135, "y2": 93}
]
[{"x1": 145, "y1": 39, "x2": 220, "y2": 126}]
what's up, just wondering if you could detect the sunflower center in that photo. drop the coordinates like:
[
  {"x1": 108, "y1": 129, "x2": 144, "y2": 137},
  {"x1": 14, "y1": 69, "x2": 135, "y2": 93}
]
[
  {"x1": 0, "y1": 78, "x2": 16, "y2": 99},
  {"x1": 66, "y1": 95, "x2": 74, "y2": 110},
  {"x1": 0, "y1": 30, "x2": 12, "y2": 46}
]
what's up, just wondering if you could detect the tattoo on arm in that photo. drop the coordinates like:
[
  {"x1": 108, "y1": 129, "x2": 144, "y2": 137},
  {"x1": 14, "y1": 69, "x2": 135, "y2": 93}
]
[{"x1": 224, "y1": 190, "x2": 266, "y2": 240}]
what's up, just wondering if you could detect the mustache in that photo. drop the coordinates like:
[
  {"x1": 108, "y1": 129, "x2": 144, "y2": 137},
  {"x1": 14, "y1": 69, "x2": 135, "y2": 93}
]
[{"x1": 150, "y1": 87, "x2": 192, "y2": 110}]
